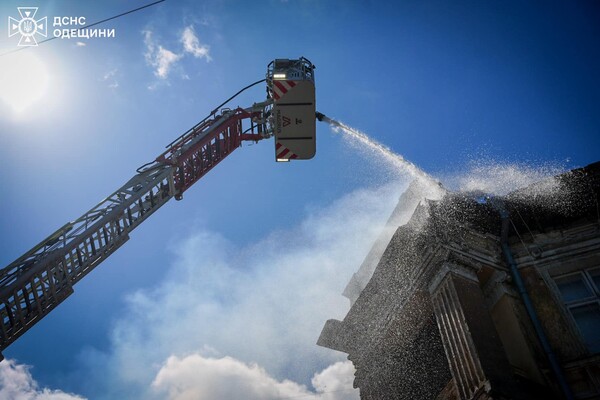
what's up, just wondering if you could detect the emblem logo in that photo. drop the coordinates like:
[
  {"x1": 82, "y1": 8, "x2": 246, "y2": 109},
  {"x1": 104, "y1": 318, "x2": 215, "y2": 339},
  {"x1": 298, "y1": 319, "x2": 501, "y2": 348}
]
[{"x1": 8, "y1": 7, "x2": 47, "y2": 46}]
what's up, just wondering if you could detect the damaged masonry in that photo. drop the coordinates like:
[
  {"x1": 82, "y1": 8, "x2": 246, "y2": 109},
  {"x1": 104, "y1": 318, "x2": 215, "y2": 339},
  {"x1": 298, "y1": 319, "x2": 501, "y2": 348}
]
[{"x1": 318, "y1": 161, "x2": 600, "y2": 400}]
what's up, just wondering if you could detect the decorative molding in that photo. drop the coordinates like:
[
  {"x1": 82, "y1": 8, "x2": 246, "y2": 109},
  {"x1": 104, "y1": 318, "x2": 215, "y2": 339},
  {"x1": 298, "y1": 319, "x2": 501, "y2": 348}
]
[{"x1": 429, "y1": 261, "x2": 478, "y2": 294}]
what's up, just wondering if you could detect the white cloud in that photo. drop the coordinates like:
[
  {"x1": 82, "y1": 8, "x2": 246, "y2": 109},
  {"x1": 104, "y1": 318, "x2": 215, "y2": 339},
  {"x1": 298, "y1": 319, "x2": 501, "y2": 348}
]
[
  {"x1": 143, "y1": 30, "x2": 182, "y2": 80},
  {"x1": 79, "y1": 182, "x2": 405, "y2": 398},
  {"x1": 180, "y1": 26, "x2": 211, "y2": 61},
  {"x1": 75, "y1": 41, "x2": 86, "y2": 47},
  {"x1": 142, "y1": 25, "x2": 212, "y2": 87},
  {"x1": 0, "y1": 359, "x2": 85, "y2": 400},
  {"x1": 154, "y1": 47, "x2": 182, "y2": 79},
  {"x1": 103, "y1": 69, "x2": 116, "y2": 81},
  {"x1": 311, "y1": 360, "x2": 358, "y2": 397},
  {"x1": 151, "y1": 354, "x2": 358, "y2": 400},
  {"x1": 102, "y1": 69, "x2": 119, "y2": 89}
]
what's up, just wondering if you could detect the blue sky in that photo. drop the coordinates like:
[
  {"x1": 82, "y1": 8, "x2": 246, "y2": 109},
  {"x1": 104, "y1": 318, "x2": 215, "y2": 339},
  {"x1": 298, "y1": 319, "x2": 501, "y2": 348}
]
[{"x1": 0, "y1": 0, "x2": 598, "y2": 399}]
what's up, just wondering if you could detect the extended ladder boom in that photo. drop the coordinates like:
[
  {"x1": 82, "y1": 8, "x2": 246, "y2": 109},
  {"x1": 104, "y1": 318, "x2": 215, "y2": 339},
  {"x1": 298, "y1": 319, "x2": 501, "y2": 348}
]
[
  {"x1": 0, "y1": 56, "x2": 317, "y2": 359},
  {"x1": 0, "y1": 106, "x2": 267, "y2": 357}
]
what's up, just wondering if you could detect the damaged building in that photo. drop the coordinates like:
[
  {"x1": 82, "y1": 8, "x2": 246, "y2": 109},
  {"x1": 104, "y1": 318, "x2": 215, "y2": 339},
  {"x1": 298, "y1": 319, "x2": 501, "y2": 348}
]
[{"x1": 318, "y1": 161, "x2": 600, "y2": 400}]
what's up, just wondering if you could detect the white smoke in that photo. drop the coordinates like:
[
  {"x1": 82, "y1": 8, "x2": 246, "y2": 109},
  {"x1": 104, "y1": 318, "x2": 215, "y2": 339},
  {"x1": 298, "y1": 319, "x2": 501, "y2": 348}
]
[
  {"x1": 77, "y1": 182, "x2": 404, "y2": 399},
  {"x1": 7, "y1": 119, "x2": 569, "y2": 399},
  {"x1": 75, "y1": 123, "x2": 568, "y2": 399}
]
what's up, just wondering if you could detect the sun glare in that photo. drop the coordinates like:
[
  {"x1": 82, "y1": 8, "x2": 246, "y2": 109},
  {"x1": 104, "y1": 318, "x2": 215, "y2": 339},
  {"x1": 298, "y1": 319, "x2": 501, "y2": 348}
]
[{"x1": 0, "y1": 51, "x2": 50, "y2": 114}]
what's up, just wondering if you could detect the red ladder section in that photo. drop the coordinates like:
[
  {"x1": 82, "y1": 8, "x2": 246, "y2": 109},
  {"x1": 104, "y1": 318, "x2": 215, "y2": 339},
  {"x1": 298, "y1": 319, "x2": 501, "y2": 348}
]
[{"x1": 0, "y1": 107, "x2": 265, "y2": 356}]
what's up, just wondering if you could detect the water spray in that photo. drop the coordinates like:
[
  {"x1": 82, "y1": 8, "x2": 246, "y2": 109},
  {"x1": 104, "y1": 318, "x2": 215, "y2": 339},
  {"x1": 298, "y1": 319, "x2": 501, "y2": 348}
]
[
  {"x1": 316, "y1": 111, "x2": 442, "y2": 191},
  {"x1": 315, "y1": 111, "x2": 576, "y2": 400}
]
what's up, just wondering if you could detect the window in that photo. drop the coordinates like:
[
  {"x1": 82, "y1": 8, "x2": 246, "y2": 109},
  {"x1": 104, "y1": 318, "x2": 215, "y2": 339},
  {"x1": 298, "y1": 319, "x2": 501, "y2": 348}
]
[{"x1": 554, "y1": 267, "x2": 600, "y2": 353}]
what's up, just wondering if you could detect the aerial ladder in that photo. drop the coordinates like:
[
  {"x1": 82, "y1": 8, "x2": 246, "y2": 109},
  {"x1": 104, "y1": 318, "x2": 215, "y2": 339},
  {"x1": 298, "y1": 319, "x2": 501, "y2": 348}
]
[{"x1": 0, "y1": 57, "x2": 317, "y2": 359}]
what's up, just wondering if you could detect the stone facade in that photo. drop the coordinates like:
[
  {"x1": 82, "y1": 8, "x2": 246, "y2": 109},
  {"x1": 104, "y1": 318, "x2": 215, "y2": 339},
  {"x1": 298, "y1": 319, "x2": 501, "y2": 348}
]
[{"x1": 318, "y1": 162, "x2": 600, "y2": 399}]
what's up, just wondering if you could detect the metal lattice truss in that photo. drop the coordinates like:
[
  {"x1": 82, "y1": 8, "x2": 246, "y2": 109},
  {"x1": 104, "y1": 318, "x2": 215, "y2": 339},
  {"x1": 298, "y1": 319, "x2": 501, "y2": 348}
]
[{"x1": 0, "y1": 105, "x2": 269, "y2": 354}]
